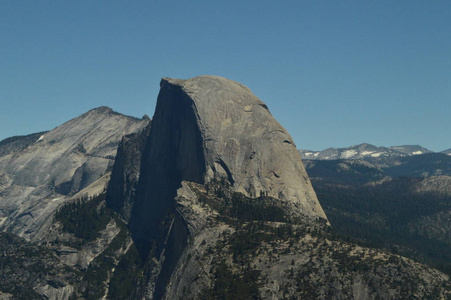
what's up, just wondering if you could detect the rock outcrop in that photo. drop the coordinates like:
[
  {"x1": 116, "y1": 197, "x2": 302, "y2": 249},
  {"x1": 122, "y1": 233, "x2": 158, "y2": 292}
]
[
  {"x1": 129, "y1": 75, "x2": 326, "y2": 245},
  {"x1": 109, "y1": 75, "x2": 328, "y2": 299},
  {"x1": 0, "y1": 232, "x2": 78, "y2": 299},
  {"x1": 106, "y1": 123, "x2": 151, "y2": 223},
  {"x1": 161, "y1": 181, "x2": 451, "y2": 300},
  {"x1": 0, "y1": 106, "x2": 149, "y2": 239},
  {"x1": 0, "y1": 131, "x2": 48, "y2": 157}
]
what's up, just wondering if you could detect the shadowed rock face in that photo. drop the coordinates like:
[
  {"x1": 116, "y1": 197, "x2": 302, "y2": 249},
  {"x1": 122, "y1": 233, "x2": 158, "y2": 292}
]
[
  {"x1": 130, "y1": 79, "x2": 206, "y2": 244},
  {"x1": 106, "y1": 123, "x2": 151, "y2": 222},
  {"x1": 130, "y1": 75, "x2": 327, "y2": 245}
]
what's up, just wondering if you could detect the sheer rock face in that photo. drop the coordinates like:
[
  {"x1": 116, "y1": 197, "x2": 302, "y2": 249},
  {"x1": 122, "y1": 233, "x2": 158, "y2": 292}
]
[
  {"x1": 0, "y1": 107, "x2": 149, "y2": 239},
  {"x1": 106, "y1": 123, "x2": 151, "y2": 222},
  {"x1": 177, "y1": 76, "x2": 326, "y2": 220},
  {"x1": 130, "y1": 75, "x2": 327, "y2": 247}
]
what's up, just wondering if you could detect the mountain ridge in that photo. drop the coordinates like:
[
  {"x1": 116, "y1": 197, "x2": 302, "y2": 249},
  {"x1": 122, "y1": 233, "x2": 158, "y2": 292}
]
[
  {"x1": 0, "y1": 106, "x2": 149, "y2": 239},
  {"x1": 300, "y1": 143, "x2": 436, "y2": 160}
]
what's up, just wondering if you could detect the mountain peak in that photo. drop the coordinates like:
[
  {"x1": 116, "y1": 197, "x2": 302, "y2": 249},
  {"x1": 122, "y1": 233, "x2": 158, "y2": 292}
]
[
  {"x1": 82, "y1": 106, "x2": 115, "y2": 116},
  {"x1": 161, "y1": 75, "x2": 254, "y2": 98},
  {"x1": 389, "y1": 145, "x2": 432, "y2": 155},
  {"x1": 130, "y1": 75, "x2": 327, "y2": 243},
  {"x1": 91, "y1": 105, "x2": 113, "y2": 113},
  {"x1": 0, "y1": 107, "x2": 150, "y2": 239}
]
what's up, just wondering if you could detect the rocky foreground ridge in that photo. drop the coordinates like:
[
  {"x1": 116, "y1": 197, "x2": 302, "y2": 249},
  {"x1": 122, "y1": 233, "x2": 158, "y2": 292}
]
[{"x1": 0, "y1": 76, "x2": 450, "y2": 299}]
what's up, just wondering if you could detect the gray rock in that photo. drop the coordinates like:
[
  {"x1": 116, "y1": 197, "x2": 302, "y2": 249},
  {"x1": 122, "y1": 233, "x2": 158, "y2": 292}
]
[
  {"x1": 176, "y1": 76, "x2": 325, "y2": 219},
  {"x1": 0, "y1": 131, "x2": 47, "y2": 158},
  {"x1": 0, "y1": 232, "x2": 78, "y2": 299},
  {"x1": 106, "y1": 123, "x2": 151, "y2": 222},
  {"x1": 130, "y1": 75, "x2": 327, "y2": 244},
  {"x1": 163, "y1": 181, "x2": 451, "y2": 300},
  {"x1": 0, "y1": 106, "x2": 149, "y2": 239}
]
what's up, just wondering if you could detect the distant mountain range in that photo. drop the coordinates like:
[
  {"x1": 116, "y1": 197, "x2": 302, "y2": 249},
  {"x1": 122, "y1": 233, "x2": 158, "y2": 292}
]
[
  {"x1": 302, "y1": 144, "x2": 451, "y2": 277},
  {"x1": 299, "y1": 143, "x2": 451, "y2": 160},
  {"x1": 299, "y1": 144, "x2": 451, "y2": 177}
]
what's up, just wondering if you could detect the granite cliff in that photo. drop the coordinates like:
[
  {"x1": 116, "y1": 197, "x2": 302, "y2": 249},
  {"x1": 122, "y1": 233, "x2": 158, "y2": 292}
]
[
  {"x1": 129, "y1": 75, "x2": 326, "y2": 244},
  {"x1": 108, "y1": 76, "x2": 449, "y2": 299}
]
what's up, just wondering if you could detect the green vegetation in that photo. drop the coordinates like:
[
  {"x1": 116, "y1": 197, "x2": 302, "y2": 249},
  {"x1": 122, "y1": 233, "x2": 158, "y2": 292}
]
[
  {"x1": 192, "y1": 180, "x2": 294, "y2": 223},
  {"x1": 305, "y1": 159, "x2": 386, "y2": 185},
  {"x1": 189, "y1": 179, "x2": 451, "y2": 299},
  {"x1": 314, "y1": 176, "x2": 451, "y2": 275},
  {"x1": 54, "y1": 193, "x2": 111, "y2": 243},
  {"x1": 80, "y1": 219, "x2": 128, "y2": 300},
  {"x1": 107, "y1": 242, "x2": 143, "y2": 299},
  {"x1": 201, "y1": 223, "x2": 267, "y2": 299},
  {"x1": 0, "y1": 233, "x2": 78, "y2": 300},
  {"x1": 202, "y1": 259, "x2": 261, "y2": 300},
  {"x1": 53, "y1": 192, "x2": 136, "y2": 299}
]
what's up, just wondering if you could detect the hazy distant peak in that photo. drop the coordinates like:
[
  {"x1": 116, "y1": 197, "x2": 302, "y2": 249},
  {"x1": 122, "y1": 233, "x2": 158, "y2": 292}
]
[
  {"x1": 389, "y1": 145, "x2": 433, "y2": 156},
  {"x1": 300, "y1": 143, "x2": 436, "y2": 160}
]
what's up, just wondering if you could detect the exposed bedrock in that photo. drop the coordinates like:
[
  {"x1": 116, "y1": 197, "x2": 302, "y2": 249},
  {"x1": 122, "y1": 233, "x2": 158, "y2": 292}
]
[
  {"x1": 106, "y1": 123, "x2": 151, "y2": 223},
  {"x1": 129, "y1": 75, "x2": 327, "y2": 246},
  {"x1": 0, "y1": 106, "x2": 149, "y2": 239},
  {"x1": 129, "y1": 78, "x2": 206, "y2": 245}
]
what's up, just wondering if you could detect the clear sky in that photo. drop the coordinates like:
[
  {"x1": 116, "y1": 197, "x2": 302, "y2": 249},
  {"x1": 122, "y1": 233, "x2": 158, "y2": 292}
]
[{"x1": 1, "y1": 1, "x2": 450, "y2": 152}]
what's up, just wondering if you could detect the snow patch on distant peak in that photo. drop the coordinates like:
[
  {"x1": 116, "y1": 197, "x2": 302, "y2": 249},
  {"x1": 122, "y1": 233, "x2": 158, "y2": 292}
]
[
  {"x1": 361, "y1": 151, "x2": 374, "y2": 156},
  {"x1": 36, "y1": 135, "x2": 45, "y2": 143},
  {"x1": 341, "y1": 149, "x2": 357, "y2": 159},
  {"x1": 371, "y1": 152, "x2": 383, "y2": 157},
  {"x1": 412, "y1": 151, "x2": 423, "y2": 155}
]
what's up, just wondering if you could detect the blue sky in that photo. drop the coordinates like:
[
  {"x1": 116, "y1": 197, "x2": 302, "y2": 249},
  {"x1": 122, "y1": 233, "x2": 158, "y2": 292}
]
[{"x1": 1, "y1": 1, "x2": 450, "y2": 151}]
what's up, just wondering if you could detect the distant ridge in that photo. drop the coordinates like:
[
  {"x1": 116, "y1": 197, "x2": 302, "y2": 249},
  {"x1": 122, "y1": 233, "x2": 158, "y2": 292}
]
[
  {"x1": 0, "y1": 131, "x2": 48, "y2": 157},
  {"x1": 300, "y1": 143, "x2": 451, "y2": 177},
  {"x1": 300, "y1": 143, "x2": 434, "y2": 160}
]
